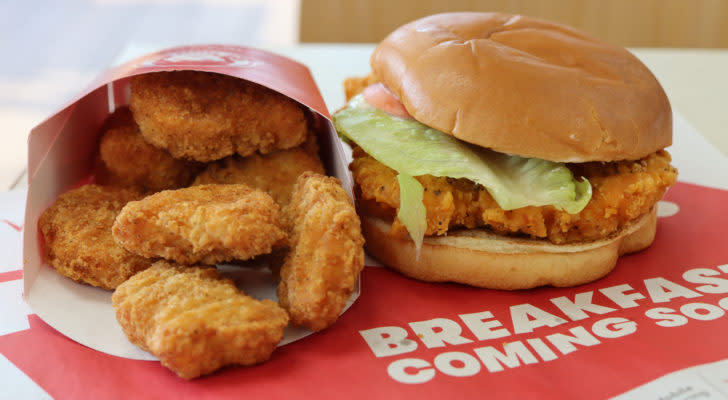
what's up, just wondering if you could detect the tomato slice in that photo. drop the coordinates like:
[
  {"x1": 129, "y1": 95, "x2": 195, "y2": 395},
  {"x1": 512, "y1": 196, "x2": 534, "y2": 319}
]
[{"x1": 361, "y1": 83, "x2": 412, "y2": 119}]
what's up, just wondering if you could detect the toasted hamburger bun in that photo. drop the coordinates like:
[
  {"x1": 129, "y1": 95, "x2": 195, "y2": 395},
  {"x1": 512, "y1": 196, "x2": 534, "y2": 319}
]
[
  {"x1": 349, "y1": 12, "x2": 673, "y2": 289},
  {"x1": 362, "y1": 208, "x2": 656, "y2": 290},
  {"x1": 371, "y1": 12, "x2": 672, "y2": 163}
]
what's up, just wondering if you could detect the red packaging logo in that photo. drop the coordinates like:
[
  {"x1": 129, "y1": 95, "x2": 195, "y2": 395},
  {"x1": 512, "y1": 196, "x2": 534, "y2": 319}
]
[{"x1": 142, "y1": 46, "x2": 263, "y2": 68}]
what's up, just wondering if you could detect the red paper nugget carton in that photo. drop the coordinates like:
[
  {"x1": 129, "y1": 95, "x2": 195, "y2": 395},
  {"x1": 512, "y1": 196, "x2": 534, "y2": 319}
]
[{"x1": 22, "y1": 44, "x2": 356, "y2": 361}]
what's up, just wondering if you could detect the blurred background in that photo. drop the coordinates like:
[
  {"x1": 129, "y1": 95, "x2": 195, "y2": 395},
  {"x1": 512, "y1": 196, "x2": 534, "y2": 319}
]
[
  {"x1": 301, "y1": 0, "x2": 728, "y2": 47},
  {"x1": 1, "y1": 0, "x2": 726, "y2": 188}
]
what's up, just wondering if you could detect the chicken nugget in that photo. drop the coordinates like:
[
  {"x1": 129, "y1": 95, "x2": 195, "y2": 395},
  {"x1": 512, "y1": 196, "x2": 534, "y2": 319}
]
[
  {"x1": 277, "y1": 172, "x2": 365, "y2": 331},
  {"x1": 113, "y1": 184, "x2": 287, "y2": 265},
  {"x1": 113, "y1": 261, "x2": 289, "y2": 379},
  {"x1": 300, "y1": 126, "x2": 321, "y2": 159},
  {"x1": 192, "y1": 147, "x2": 325, "y2": 206},
  {"x1": 38, "y1": 184, "x2": 150, "y2": 289},
  {"x1": 129, "y1": 71, "x2": 308, "y2": 162},
  {"x1": 96, "y1": 107, "x2": 201, "y2": 191}
]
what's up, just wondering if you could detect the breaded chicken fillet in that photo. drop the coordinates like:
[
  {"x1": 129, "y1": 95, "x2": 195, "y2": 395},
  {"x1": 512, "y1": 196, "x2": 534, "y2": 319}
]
[{"x1": 352, "y1": 147, "x2": 677, "y2": 244}]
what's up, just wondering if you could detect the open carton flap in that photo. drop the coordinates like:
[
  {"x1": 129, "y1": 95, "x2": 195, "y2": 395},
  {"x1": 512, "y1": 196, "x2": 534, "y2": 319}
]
[{"x1": 22, "y1": 45, "x2": 356, "y2": 360}]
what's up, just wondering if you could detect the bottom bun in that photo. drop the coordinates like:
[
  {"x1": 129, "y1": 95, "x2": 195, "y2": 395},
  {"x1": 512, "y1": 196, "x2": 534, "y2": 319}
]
[{"x1": 361, "y1": 207, "x2": 657, "y2": 290}]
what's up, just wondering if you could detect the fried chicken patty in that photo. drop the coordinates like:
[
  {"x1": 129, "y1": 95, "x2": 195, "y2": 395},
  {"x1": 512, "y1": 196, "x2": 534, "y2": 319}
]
[
  {"x1": 130, "y1": 71, "x2": 308, "y2": 162},
  {"x1": 344, "y1": 74, "x2": 378, "y2": 103},
  {"x1": 351, "y1": 147, "x2": 678, "y2": 244}
]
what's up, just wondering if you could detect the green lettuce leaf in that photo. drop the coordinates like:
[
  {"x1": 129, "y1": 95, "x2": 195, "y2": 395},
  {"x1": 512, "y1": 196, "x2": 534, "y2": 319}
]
[
  {"x1": 334, "y1": 95, "x2": 592, "y2": 249},
  {"x1": 396, "y1": 173, "x2": 427, "y2": 256}
]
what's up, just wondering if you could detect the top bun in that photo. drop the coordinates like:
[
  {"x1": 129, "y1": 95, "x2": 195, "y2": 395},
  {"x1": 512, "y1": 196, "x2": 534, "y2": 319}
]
[{"x1": 371, "y1": 12, "x2": 672, "y2": 162}]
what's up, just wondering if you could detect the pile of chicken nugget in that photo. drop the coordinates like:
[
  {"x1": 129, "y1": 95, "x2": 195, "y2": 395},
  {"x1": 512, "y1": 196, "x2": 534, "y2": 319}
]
[{"x1": 38, "y1": 71, "x2": 365, "y2": 380}]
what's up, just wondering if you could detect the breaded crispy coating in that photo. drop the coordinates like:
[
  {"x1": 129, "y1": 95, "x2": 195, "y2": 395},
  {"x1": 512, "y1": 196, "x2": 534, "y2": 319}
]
[
  {"x1": 96, "y1": 107, "x2": 200, "y2": 191},
  {"x1": 343, "y1": 73, "x2": 378, "y2": 101},
  {"x1": 112, "y1": 184, "x2": 287, "y2": 265},
  {"x1": 192, "y1": 147, "x2": 325, "y2": 206},
  {"x1": 112, "y1": 261, "x2": 289, "y2": 379},
  {"x1": 300, "y1": 127, "x2": 321, "y2": 159},
  {"x1": 129, "y1": 71, "x2": 308, "y2": 162},
  {"x1": 38, "y1": 184, "x2": 150, "y2": 289},
  {"x1": 352, "y1": 148, "x2": 678, "y2": 244},
  {"x1": 277, "y1": 172, "x2": 365, "y2": 331}
]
